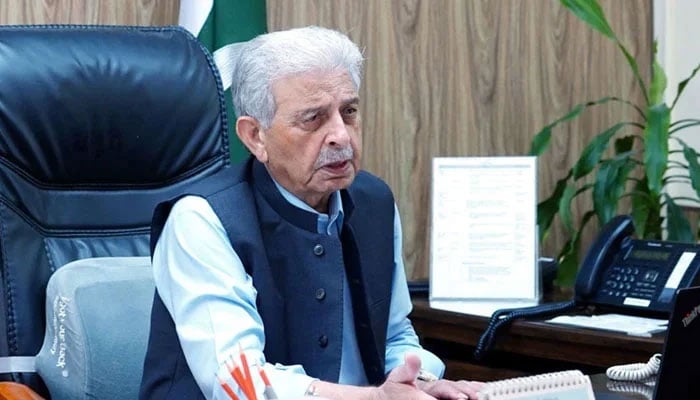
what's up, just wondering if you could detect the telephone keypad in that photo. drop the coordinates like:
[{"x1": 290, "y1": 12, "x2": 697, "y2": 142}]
[{"x1": 603, "y1": 265, "x2": 657, "y2": 299}]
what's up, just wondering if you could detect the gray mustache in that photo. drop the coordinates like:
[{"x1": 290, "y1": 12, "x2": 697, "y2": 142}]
[{"x1": 315, "y1": 146, "x2": 354, "y2": 168}]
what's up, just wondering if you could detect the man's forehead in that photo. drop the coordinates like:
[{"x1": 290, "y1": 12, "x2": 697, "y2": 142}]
[{"x1": 272, "y1": 69, "x2": 359, "y2": 107}]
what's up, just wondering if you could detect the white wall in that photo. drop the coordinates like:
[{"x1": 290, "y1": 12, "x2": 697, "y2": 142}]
[{"x1": 655, "y1": 0, "x2": 700, "y2": 207}]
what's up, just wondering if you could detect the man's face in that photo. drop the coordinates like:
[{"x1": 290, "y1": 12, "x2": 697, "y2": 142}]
[{"x1": 261, "y1": 69, "x2": 362, "y2": 211}]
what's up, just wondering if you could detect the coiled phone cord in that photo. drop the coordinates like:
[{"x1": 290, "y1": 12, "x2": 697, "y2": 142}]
[
  {"x1": 606, "y1": 353, "x2": 661, "y2": 382},
  {"x1": 605, "y1": 380, "x2": 655, "y2": 400},
  {"x1": 473, "y1": 300, "x2": 578, "y2": 361}
]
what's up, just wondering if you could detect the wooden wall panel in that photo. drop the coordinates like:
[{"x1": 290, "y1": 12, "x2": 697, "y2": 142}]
[
  {"x1": 0, "y1": 0, "x2": 179, "y2": 25},
  {"x1": 1, "y1": 1, "x2": 654, "y2": 281},
  {"x1": 267, "y1": 0, "x2": 653, "y2": 280}
]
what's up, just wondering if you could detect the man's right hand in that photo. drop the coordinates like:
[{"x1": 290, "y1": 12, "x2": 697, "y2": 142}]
[
  {"x1": 372, "y1": 354, "x2": 435, "y2": 400},
  {"x1": 308, "y1": 354, "x2": 439, "y2": 400}
]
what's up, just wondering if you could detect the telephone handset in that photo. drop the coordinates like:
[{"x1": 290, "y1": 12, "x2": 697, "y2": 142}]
[
  {"x1": 574, "y1": 215, "x2": 635, "y2": 303},
  {"x1": 474, "y1": 214, "x2": 700, "y2": 360}
]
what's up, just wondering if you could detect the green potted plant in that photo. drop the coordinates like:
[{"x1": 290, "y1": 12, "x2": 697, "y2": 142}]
[{"x1": 531, "y1": 0, "x2": 700, "y2": 286}]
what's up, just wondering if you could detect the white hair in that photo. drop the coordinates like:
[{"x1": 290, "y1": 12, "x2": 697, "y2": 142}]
[{"x1": 230, "y1": 26, "x2": 364, "y2": 129}]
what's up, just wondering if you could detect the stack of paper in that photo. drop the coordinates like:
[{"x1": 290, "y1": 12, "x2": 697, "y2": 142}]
[{"x1": 546, "y1": 314, "x2": 668, "y2": 337}]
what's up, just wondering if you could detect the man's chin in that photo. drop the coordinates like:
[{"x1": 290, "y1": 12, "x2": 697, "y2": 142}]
[
  {"x1": 330, "y1": 175, "x2": 355, "y2": 190},
  {"x1": 317, "y1": 172, "x2": 356, "y2": 192}
]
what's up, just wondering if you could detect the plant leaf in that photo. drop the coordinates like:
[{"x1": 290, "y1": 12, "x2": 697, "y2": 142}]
[
  {"x1": 593, "y1": 158, "x2": 634, "y2": 224},
  {"x1": 680, "y1": 143, "x2": 700, "y2": 198},
  {"x1": 649, "y1": 54, "x2": 667, "y2": 105},
  {"x1": 672, "y1": 62, "x2": 700, "y2": 109},
  {"x1": 555, "y1": 211, "x2": 595, "y2": 287},
  {"x1": 665, "y1": 194, "x2": 694, "y2": 242},
  {"x1": 644, "y1": 103, "x2": 671, "y2": 195},
  {"x1": 556, "y1": 238, "x2": 580, "y2": 287},
  {"x1": 560, "y1": 0, "x2": 649, "y2": 103},
  {"x1": 530, "y1": 125, "x2": 553, "y2": 156},
  {"x1": 670, "y1": 119, "x2": 700, "y2": 134},
  {"x1": 560, "y1": 0, "x2": 615, "y2": 39},
  {"x1": 529, "y1": 97, "x2": 620, "y2": 156},
  {"x1": 572, "y1": 122, "x2": 628, "y2": 179},
  {"x1": 617, "y1": 43, "x2": 650, "y2": 105},
  {"x1": 558, "y1": 185, "x2": 577, "y2": 233},
  {"x1": 630, "y1": 177, "x2": 653, "y2": 239},
  {"x1": 559, "y1": 182, "x2": 594, "y2": 234},
  {"x1": 537, "y1": 172, "x2": 572, "y2": 241}
]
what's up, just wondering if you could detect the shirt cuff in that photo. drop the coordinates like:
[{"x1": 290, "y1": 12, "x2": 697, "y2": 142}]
[
  {"x1": 417, "y1": 349, "x2": 446, "y2": 378},
  {"x1": 264, "y1": 363, "x2": 318, "y2": 399},
  {"x1": 385, "y1": 348, "x2": 446, "y2": 380},
  {"x1": 212, "y1": 362, "x2": 316, "y2": 400}
]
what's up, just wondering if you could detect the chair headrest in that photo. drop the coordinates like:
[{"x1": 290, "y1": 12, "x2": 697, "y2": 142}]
[{"x1": 0, "y1": 25, "x2": 229, "y2": 187}]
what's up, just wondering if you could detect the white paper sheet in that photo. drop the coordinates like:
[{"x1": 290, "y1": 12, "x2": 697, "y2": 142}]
[
  {"x1": 429, "y1": 157, "x2": 539, "y2": 303},
  {"x1": 546, "y1": 314, "x2": 668, "y2": 337}
]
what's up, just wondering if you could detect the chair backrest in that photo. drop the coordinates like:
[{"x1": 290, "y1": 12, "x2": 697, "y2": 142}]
[{"x1": 0, "y1": 25, "x2": 230, "y2": 396}]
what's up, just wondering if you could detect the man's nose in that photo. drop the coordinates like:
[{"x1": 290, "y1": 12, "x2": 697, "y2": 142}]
[{"x1": 326, "y1": 111, "x2": 351, "y2": 147}]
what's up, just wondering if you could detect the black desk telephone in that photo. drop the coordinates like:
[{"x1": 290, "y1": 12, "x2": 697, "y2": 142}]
[
  {"x1": 474, "y1": 214, "x2": 700, "y2": 360},
  {"x1": 575, "y1": 214, "x2": 700, "y2": 316}
]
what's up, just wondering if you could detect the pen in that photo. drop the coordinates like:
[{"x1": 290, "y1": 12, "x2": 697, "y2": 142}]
[
  {"x1": 217, "y1": 375, "x2": 240, "y2": 400},
  {"x1": 225, "y1": 358, "x2": 256, "y2": 400},
  {"x1": 233, "y1": 363, "x2": 257, "y2": 400},
  {"x1": 239, "y1": 345, "x2": 257, "y2": 400},
  {"x1": 258, "y1": 366, "x2": 278, "y2": 400}
]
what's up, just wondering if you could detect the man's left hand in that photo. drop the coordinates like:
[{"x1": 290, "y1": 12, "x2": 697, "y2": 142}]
[{"x1": 417, "y1": 378, "x2": 483, "y2": 400}]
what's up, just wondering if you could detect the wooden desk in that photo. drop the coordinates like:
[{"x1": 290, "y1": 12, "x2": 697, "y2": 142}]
[
  {"x1": 590, "y1": 374, "x2": 653, "y2": 399},
  {"x1": 409, "y1": 298, "x2": 664, "y2": 382}
]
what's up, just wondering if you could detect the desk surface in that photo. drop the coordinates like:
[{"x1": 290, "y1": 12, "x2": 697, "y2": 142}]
[
  {"x1": 409, "y1": 298, "x2": 664, "y2": 382},
  {"x1": 590, "y1": 374, "x2": 654, "y2": 399}
]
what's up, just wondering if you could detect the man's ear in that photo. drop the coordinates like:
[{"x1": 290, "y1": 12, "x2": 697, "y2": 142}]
[{"x1": 236, "y1": 116, "x2": 268, "y2": 163}]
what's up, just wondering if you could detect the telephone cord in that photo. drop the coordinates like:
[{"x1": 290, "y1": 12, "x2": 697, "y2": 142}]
[
  {"x1": 473, "y1": 300, "x2": 578, "y2": 361},
  {"x1": 606, "y1": 353, "x2": 661, "y2": 382},
  {"x1": 605, "y1": 380, "x2": 655, "y2": 400}
]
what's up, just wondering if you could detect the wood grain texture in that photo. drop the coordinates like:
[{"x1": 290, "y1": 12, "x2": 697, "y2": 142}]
[
  {"x1": 0, "y1": 0, "x2": 179, "y2": 25},
  {"x1": 267, "y1": 0, "x2": 652, "y2": 280},
  {"x1": 2, "y1": 1, "x2": 655, "y2": 281},
  {"x1": 410, "y1": 298, "x2": 663, "y2": 380}
]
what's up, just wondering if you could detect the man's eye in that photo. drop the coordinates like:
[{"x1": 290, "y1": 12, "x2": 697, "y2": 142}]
[
  {"x1": 304, "y1": 114, "x2": 319, "y2": 122},
  {"x1": 343, "y1": 107, "x2": 358, "y2": 116},
  {"x1": 299, "y1": 113, "x2": 323, "y2": 131}
]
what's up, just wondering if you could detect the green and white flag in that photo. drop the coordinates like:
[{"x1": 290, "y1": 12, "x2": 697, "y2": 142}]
[{"x1": 179, "y1": 0, "x2": 267, "y2": 163}]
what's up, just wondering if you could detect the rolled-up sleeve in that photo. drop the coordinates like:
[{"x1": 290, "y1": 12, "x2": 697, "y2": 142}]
[{"x1": 153, "y1": 196, "x2": 317, "y2": 400}]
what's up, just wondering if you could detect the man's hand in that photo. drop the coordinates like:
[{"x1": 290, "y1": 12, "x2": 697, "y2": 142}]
[
  {"x1": 374, "y1": 354, "x2": 435, "y2": 399},
  {"x1": 416, "y1": 378, "x2": 483, "y2": 400},
  {"x1": 382, "y1": 353, "x2": 483, "y2": 400},
  {"x1": 306, "y1": 354, "x2": 484, "y2": 400}
]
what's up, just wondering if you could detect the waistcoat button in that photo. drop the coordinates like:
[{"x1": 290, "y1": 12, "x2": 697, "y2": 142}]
[
  {"x1": 313, "y1": 244, "x2": 324, "y2": 256},
  {"x1": 315, "y1": 288, "x2": 326, "y2": 301},
  {"x1": 318, "y1": 334, "x2": 329, "y2": 348}
]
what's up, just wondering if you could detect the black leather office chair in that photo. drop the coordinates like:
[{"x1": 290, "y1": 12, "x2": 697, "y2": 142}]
[{"x1": 0, "y1": 25, "x2": 230, "y2": 398}]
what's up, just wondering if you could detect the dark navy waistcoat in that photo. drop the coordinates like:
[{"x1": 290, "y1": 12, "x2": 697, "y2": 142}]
[{"x1": 140, "y1": 158, "x2": 396, "y2": 399}]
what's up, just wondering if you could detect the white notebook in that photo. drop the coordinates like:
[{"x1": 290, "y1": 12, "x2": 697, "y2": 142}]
[{"x1": 477, "y1": 370, "x2": 595, "y2": 400}]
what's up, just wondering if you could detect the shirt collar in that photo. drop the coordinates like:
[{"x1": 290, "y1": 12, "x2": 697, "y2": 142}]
[{"x1": 271, "y1": 178, "x2": 344, "y2": 236}]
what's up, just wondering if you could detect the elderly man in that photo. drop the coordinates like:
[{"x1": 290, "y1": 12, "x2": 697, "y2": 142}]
[{"x1": 140, "y1": 26, "x2": 482, "y2": 400}]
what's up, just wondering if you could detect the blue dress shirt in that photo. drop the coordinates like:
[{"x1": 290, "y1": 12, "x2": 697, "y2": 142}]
[{"x1": 152, "y1": 183, "x2": 444, "y2": 399}]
